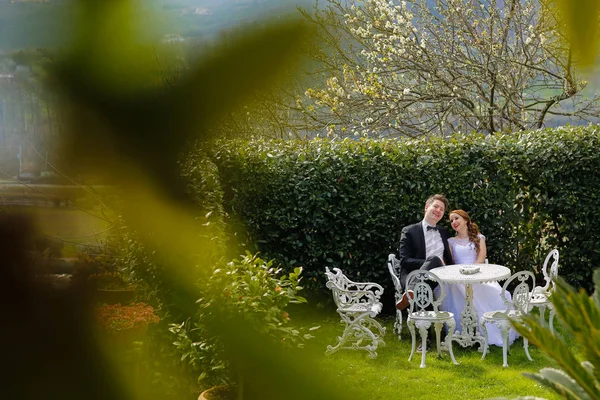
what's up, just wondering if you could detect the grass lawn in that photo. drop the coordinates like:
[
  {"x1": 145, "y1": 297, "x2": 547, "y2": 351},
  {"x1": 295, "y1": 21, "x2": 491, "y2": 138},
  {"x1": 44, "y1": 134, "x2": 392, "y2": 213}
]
[{"x1": 299, "y1": 311, "x2": 565, "y2": 400}]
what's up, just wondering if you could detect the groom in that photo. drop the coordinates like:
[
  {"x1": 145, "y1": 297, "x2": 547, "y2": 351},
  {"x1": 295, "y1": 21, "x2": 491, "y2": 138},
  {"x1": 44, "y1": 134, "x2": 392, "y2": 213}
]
[{"x1": 396, "y1": 194, "x2": 453, "y2": 310}]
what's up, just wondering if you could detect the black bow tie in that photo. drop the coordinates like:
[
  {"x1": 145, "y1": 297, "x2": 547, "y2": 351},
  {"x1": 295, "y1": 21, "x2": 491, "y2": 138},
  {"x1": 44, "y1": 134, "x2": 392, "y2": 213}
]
[{"x1": 426, "y1": 225, "x2": 438, "y2": 231}]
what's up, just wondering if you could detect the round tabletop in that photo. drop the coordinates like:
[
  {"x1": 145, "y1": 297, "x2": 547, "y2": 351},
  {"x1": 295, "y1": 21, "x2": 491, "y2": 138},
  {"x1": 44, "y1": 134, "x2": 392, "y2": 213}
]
[{"x1": 430, "y1": 264, "x2": 511, "y2": 284}]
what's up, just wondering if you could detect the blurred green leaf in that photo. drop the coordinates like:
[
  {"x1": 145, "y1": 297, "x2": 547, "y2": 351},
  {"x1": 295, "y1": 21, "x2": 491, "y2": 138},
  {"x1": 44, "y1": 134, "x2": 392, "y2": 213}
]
[
  {"x1": 55, "y1": 0, "x2": 311, "y2": 202},
  {"x1": 555, "y1": 0, "x2": 600, "y2": 65},
  {"x1": 512, "y1": 274, "x2": 600, "y2": 400}
]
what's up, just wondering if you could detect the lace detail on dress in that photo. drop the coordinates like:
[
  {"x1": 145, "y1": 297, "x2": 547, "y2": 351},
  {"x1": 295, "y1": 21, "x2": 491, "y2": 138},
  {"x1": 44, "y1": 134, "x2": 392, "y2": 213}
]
[
  {"x1": 449, "y1": 234, "x2": 486, "y2": 264},
  {"x1": 448, "y1": 234, "x2": 485, "y2": 245},
  {"x1": 449, "y1": 237, "x2": 472, "y2": 246}
]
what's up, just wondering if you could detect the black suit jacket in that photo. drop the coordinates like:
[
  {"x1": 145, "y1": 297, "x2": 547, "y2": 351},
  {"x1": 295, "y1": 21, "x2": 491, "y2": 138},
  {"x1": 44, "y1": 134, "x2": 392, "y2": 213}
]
[{"x1": 398, "y1": 222, "x2": 453, "y2": 288}]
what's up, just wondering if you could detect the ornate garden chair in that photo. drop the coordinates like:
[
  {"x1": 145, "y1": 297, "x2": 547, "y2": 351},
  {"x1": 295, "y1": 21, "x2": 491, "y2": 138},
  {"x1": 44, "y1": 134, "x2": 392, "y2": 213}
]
[
  {"x1": 324, "y1": 267, "x2": 386, "y2": 358},
  {"x1": 529, "y1": 249, "x2": 559, "y2": 334},
  {"x1": 387, "y1": 253, "x2": 403, "y2": 339},
  {"x1": 480, "y1": 271, "x2": 536, "y2": 367},
  {"x1": 405, "y1": 270, "x2": 458, "y2": 368}
]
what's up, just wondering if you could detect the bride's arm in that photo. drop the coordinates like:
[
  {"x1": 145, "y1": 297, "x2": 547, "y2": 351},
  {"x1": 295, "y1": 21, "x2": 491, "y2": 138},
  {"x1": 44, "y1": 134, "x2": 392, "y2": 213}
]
[{"x1": 476, "y1": 236, "x2": 487, "y2": 263}]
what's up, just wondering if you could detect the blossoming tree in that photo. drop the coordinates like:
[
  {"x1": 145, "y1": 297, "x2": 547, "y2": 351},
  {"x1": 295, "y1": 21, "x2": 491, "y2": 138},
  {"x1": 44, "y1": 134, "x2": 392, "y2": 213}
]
[{"x1": 296, "y1": 0, "x2": 600, "y2": 137}]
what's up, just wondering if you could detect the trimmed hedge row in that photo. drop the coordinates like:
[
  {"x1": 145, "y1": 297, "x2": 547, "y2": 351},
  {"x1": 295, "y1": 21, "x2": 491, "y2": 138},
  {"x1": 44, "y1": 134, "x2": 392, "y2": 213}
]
[{"x1": 204, "y1": 126, "x2": 600, "y2": 299}]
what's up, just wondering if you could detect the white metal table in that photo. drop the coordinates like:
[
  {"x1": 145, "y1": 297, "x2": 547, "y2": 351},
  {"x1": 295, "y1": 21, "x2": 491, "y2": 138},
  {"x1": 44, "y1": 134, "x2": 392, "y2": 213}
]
[{"x1": 430, "y1": 264, "x2": 511, "y2": 349}]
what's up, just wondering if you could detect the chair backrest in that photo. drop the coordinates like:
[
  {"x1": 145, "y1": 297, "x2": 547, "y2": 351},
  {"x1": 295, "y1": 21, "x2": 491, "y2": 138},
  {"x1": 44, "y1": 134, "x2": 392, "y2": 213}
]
[
  {"x1": 500, "y1": 271, "x2": 535, "y2": 314},
  {"x1": 325, "y1": 267, "x2": 348, "y2": 309},
  {"x1": 405, "y1": 270, "x2": 444, "y2": 313},
  {"x1": 540, "y1": 249, "x2": 559, "y2": 292},
  {"x1": 324, "y1": 267, "x2": 383, "y2": 309},
  {"x1": 387, "y1": 254, "x2": 401, "y2": 291}
]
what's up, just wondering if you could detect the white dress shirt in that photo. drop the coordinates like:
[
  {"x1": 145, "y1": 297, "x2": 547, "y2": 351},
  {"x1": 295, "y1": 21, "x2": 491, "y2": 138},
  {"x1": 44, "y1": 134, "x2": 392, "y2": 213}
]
[{"x1": 422, "y1": 220, "x2": 444, "y2": 260}]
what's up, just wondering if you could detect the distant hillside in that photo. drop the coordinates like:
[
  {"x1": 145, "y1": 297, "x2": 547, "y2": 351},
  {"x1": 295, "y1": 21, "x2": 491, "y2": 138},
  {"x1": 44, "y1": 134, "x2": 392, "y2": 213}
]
[
  {"x1": 156, "y1": 0, "x2": 307, "y2": 41},
  {"x1": 0, "y1": 2, "x2": 73, "y2": 51},
  {"x1": 0, "y1": 0, "x2": 311, "y2": 52}
]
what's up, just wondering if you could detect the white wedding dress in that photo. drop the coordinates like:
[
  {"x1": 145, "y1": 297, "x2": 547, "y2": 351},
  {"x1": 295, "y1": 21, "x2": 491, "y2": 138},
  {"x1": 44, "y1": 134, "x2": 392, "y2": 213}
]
[{"x1": 441, "y1": 235, "x2": 518, "y2": 346}]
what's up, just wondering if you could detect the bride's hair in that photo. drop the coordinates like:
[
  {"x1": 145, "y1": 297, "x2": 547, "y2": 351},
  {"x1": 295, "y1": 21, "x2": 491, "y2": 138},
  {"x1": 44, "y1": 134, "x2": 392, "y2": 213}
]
[{"x1": 450, "y1": 209, "x2": 481, "y2": 254}]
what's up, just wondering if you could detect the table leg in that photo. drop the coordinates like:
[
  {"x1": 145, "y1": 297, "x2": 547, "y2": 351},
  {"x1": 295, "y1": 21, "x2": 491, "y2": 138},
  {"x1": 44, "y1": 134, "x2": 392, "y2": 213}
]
[
  {"x1": 444, "y1": 283, "x2": 486, "y2": 350},
  {"x1": 461, "y1": 283, "x2": 478, "y2": 337}
]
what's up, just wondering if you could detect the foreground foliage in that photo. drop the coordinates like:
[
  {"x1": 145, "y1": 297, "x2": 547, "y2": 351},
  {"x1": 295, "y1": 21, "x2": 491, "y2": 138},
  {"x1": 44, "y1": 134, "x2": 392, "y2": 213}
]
[{"x1": 512, "y1": 269, "x2": 600, "y2": 399}]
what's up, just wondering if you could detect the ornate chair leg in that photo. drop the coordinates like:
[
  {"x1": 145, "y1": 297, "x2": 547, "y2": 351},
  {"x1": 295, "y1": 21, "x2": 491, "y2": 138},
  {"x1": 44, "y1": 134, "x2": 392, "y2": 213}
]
[
  {"x1": 446, "y1": 319, "x2": 458, "y2": 365},
  {"x1": 434, "y1": 322, "x2": 444, "y2": 357},
  {"x1": 480, "y1": 319, "x2": 489, "y2": 360},
  {"x1": 523, "y1": 337, "x2": 533, "y2": 361},
  {"x1": 548, "y1": 307, "x2": 555, "y2": 335},
  {"x1": 363, "y1": 317, "x2": 386, "y2": 348},
  {"x1": 370, "y1": 317, "x2": 387, "y2": 340},
  {"x1": 366, "y1": 347, "x2": 378, "y2": 359},
  {"x1": 394, "y1": 309, "x2": 403, "y2": 340},
  {"x1": 538, "y1": 305, "x2": 546, "y2": 326},
  {"x1": 400, "y1": 310, "x2": 403, "y2": 337},
  {"x1": 407, "y1": 320, "x2": 416, "y2": 362},
  {"x1": 419, "y1": 323, "x2": 429, "y2": 369},
  {"x1": 326, "y1": 324, "x2": 350, "y2": 355},
  {"x1": 500, "y1": 322, "x2": 509, "y2": 367},
  {"x1": 358, "y1": 317, "x2": 380, "y2": 358}
]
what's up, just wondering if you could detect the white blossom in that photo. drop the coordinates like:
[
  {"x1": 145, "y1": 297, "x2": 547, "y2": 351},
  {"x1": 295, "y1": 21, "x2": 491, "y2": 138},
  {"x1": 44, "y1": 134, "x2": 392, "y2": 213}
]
[{"x1": 293, "y1": 0, "x2": 596, "y2": 138}]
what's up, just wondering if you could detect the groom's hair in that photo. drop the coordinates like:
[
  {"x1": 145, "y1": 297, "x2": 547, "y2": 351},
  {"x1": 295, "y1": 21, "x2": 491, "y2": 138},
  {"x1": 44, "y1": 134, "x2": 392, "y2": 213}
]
[{"x1": 425, "y1": 194, "x2": 449, "y2": 210}]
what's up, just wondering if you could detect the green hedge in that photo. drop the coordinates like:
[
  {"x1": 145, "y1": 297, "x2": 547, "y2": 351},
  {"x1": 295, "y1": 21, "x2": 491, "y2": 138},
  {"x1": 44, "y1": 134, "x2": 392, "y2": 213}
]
[{"x1": 205, "y1": 125, "x2": 600, "y2": 299}]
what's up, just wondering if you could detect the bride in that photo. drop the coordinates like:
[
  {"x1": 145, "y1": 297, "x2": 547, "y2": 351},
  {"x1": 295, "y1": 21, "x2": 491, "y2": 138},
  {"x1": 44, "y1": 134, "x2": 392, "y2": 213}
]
[{"x1": 441, "y1": 209, "x2": 518, "y2": 347}]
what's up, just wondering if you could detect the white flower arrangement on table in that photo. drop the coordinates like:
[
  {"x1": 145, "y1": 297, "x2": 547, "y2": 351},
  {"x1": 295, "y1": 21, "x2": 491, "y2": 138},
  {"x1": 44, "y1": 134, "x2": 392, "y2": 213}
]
[{"x1": 459, "y1": 265, "x2": 480, "y2": 275}]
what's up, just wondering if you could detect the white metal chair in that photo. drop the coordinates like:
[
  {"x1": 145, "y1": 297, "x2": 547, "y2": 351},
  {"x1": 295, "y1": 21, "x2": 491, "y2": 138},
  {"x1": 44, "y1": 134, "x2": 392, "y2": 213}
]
[
  {"x1": 324, "y1": 267, "x2": 386, "y2": 358},
  {"x1": 480, "y1": 270, "x2": 536, "y2": 367},
  {"x1": 387, "y1": 253, "x2": 403, "y2": 339},
  {"x1": 405, "y1": 270, "x2": 458, "y2": 368},
  {"x1": 530, "y1": 249, "x2": 559, "y2": 334}
]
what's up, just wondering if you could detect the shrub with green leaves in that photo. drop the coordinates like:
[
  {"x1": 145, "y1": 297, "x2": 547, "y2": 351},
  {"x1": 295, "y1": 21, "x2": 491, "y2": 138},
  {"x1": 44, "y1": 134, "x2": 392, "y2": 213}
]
[
  {"x1": 202, "y1": 252, "x2": 310, "y2": 346},
  {"x1": 171, "y1": 252, "x2": 313, "y2": 390},
  {"x1": 205, "y1": 126, "x2": 600, "y2": 297}
]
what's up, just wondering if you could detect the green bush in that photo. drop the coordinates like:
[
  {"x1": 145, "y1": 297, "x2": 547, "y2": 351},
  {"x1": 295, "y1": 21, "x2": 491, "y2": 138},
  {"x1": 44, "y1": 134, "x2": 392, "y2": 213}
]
[
  {"x1": 205, "y1": 125, "x2": 600, "y2": 298},
  {"x1": 170, "y1": 252, "x2": 313, "y2": 392}
]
